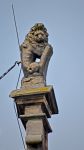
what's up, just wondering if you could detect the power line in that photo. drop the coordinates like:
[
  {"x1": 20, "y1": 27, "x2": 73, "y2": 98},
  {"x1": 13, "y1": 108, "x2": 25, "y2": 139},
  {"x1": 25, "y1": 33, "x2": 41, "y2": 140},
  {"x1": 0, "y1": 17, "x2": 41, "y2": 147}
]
[
  {"x1": 0, "y1": 3, "x2": 25, "y2": 150},
  {"x1": 12, "y1": 3, "x2": 26, "y2": 150},
  {"x1": 0, "y1": 60, "x2": 25, "y2": 149},
  {"x1": 0, "y1": 61, "x2": 20, "y2": 80},
  {"x1": 16, "y1": 67, "x2": 22, "y2": 89},
  {"x1": 12, "y1": 4, "x2": 20, "y2": 49}
]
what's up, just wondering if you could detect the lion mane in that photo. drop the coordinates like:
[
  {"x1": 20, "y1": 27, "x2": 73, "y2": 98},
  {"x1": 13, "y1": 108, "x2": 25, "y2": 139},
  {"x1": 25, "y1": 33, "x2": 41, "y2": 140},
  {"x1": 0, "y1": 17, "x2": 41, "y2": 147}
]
[{"x1": 23, "y1": 23, "x2": 49, "y2": 48}]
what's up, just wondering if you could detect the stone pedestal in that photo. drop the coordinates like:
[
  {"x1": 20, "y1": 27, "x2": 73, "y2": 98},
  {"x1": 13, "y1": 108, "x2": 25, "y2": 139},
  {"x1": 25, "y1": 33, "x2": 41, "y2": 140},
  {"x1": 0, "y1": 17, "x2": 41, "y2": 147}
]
[{"x1": 10, "y1": 86, "x2": 58, "y2": 150}]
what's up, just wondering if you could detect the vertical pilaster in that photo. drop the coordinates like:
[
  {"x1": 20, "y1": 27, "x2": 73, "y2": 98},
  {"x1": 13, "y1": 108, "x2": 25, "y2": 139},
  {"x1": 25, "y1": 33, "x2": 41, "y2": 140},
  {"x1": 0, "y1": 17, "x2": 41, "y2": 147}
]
[{"x1": 10, "y1": 86, "x2": 58, "y2": 150}]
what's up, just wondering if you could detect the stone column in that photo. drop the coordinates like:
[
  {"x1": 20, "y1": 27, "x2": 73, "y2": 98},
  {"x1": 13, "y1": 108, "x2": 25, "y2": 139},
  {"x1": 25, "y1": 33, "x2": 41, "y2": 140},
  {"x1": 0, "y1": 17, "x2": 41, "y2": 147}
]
[{"x1": 10, "y1": 86, "x2": 58, "y2": 150}]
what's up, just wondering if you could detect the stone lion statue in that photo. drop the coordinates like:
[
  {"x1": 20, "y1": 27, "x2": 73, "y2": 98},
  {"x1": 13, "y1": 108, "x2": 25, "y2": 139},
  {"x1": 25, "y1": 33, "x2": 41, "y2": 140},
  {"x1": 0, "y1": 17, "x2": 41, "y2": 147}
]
[{"x1": 20, "y1": 23, "x2": 53, "y2": 88}]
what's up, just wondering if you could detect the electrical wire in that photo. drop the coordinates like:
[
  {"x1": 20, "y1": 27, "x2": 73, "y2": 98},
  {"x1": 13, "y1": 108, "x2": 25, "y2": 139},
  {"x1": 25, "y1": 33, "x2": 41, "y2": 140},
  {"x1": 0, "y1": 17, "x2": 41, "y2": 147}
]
[
  {"x1": 0, "y1": 3, "x2": 26, "y2": 150},
  {"x1": 12, "y1": 3, "x2": 26, "y2": 150},
  {"x1": 13, "y1": 66, "x2": 26, "y2": 150},
  {"x1": 0, "y1": 61, "x2": 20, "y2": 80}
]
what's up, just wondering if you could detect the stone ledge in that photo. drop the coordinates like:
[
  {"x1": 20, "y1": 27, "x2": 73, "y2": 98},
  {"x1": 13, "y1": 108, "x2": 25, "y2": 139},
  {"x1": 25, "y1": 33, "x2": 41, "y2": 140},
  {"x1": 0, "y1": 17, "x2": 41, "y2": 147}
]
[
  {"x1": 20, "y1": 113, "x2": 52, "y2": 133},
  {"x1": 10, "y1": 86, "x2": 58, "y2": 115},
  {"x1": 10, "y1": 86, "x2": 53, "y2": 97}
]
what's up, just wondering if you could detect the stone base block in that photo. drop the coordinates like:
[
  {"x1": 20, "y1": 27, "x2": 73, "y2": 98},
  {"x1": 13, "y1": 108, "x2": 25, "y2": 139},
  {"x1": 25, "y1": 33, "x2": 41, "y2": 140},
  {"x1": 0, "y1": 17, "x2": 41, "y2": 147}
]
[
  {"x1": 20, "y1": 113, "x2": 52, "y2": 133},
  {"x1": 25, "y1": 119, "x2": 43, "y2": 144},
  {"x1": 10, "y1": 86, "x2": 58, "y2": 115},
  {"x1": 25, "y1": 117, "x2": 49, "y2": 150}
]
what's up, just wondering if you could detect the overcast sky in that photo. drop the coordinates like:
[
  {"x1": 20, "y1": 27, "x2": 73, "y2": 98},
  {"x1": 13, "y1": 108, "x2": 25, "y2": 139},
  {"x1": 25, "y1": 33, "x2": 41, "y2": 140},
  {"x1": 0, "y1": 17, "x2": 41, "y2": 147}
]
[{"x1": 0, "y1": 0, "x2": 84, "y2": 150}]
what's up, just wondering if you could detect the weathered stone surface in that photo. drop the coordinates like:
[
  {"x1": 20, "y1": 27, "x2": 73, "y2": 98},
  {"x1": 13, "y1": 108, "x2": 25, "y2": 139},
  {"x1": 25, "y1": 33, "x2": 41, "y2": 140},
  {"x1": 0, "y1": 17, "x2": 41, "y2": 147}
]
[
  {"x1": 10, "y1": 86, "x2": 52, "y2": 97},
  {"x1": 25, "y1": 119, "x2": 44, "y2": 144},
  {"x1": 10, "y1": 86, "x2": 58, "y2": 115},
  {"x1": 20, "y1": 23, "x2": 53, "y2": 89},
  {"x1": 20, "y1": 113, "x2": 52, "y2": 133},
  {"x1": 10, "y1": 23, "x2": 58, "y2": 150},
  {"x1": 25, "y1": 118, "x2": 48, "y2": 149}
]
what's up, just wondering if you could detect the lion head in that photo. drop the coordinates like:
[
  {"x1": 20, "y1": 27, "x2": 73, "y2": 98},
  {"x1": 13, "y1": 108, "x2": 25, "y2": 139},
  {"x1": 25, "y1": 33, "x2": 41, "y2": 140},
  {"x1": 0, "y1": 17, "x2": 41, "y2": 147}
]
[{"x1": 25, "y1": 23, "x2": 49, "y2": 45}]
